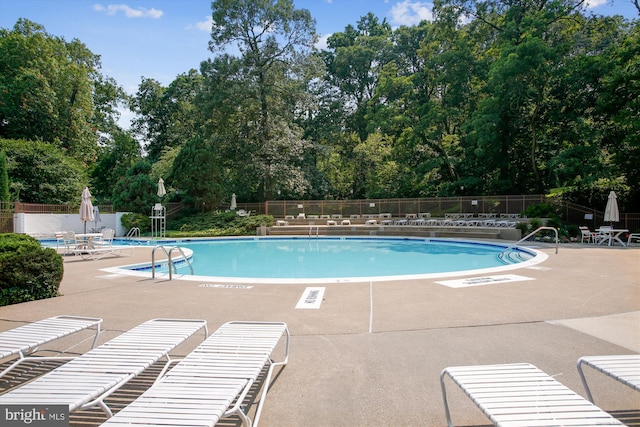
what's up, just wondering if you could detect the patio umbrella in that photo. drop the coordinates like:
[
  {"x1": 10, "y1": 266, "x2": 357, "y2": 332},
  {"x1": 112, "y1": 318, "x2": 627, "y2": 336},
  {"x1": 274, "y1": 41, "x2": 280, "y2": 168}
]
[
  {"x1": 79, "y1": 187, "x2": 94, "y2": 233},
  {"x1": 603, "y1": 190, "x2": 620, "y2": 225},
  {"x1": 157, "y1": 178, "x2": 166, "y2": 198},
  {"x1": 93, "y1": 206, "x2": 102, "y2": 231},
  {"x1": 230, "y1": 193, "x2": 237, "y2": 210}
]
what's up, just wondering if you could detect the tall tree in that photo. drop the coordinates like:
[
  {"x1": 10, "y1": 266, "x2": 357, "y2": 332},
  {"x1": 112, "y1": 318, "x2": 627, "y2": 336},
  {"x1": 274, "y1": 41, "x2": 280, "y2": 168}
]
[
  {"x1": 321, "y1": 13, "x2": 393, "y2": 141},
  {"x1": 206, "y1": 0, "x2": 318, "y2": 201},
  {"x1": 130, "y1": 70, "x2": 203, "y2": 163},
  {"x1": 0, "y1": 138, "x2": 87, "y2": 204},
  {"x1": 0, "y1": 19, "x2": 102, "y2": 163}
]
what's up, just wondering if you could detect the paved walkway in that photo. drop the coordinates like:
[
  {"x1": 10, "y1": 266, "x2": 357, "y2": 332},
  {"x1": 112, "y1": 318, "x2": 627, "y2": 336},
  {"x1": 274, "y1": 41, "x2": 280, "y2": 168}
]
[{"x1": 0, "y1": 240, "x2": 638, "y2": 426}]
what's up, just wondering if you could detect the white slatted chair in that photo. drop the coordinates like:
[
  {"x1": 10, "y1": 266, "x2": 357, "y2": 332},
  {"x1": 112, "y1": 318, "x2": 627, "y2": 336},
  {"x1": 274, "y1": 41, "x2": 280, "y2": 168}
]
[
  {"x1": 577, "y1": 355, "x2": 640, "y2": 403},
  {"x1": 0, "y1": 315, "x2": 102, "y2": 378},
  {"x1": 441, "y1": 363, "x2": 624, "y2": 426},
  {"x1": 100, "y1": 321, "x2": 289, "y2": 427},
  {"x1": 0, "y1": 318, "x2": 207, "y2": 417}
]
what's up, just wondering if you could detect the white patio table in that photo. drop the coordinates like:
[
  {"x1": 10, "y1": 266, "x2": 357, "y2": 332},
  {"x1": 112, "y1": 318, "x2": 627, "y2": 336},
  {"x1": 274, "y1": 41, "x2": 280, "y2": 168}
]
[
  {"x1": 596, "y1": 228, "x2": 629, "y2": 247},
  {"x1": 75, "y1": 233, "x2": 103, "y2": 250}
]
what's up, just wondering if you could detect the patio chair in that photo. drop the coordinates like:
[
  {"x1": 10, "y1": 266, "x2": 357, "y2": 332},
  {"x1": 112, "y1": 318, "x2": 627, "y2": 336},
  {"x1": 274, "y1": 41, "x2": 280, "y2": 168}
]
[
  {"x1": 441, "y1": 362, "x2": 624, "y2": 426},
  {"x1": 100, "y1": 321, "x2": 289, "y2": 427},
  {"x1": 0, "y1": 315, "x2": 102, "y2": 378},
  {"x1": 577, "y1": 355, "x2": 640, "y2": 403},
  {"x1": 0, "y1": 318, "x2": 207, "y2": 417},
  {"x1": 579, "y1": 226, "x2": 598, "y2": 243},
  {"x1": 61, "y1": 231, "x2": 78, "y2": 255},
  {"x1": 595, "y1": 225, "x2": 613, "y2": 245}
]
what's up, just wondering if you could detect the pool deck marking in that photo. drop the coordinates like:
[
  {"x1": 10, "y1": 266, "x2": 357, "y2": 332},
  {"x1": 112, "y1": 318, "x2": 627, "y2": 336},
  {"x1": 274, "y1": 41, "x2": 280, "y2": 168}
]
[
  {"x1": 296, "y1": 287, "x2": 326, "y2": 309},
  {"x1": 199, "y1": 284, "x2": 254, "y2": 289},
  {"x1": 436, "y1": 274, "x2": 535, "y2": 288}
]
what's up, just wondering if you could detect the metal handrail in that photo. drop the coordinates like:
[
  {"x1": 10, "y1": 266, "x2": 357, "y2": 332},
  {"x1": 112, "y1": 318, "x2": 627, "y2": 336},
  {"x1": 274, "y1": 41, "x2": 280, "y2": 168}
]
[
  {"x1": 502, "y1": 226, "x2": 559, "y2": 255},
  {"x1": 151, "y1": 245, "x2": 194, "y2": 280},
  {"x1": 308, "y1": 226, "x2": 319, "y2": 238}
]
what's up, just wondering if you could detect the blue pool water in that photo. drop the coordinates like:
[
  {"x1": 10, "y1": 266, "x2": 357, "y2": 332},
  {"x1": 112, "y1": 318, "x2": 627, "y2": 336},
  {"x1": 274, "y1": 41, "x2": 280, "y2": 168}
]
[{"x1": 132, "y1": 237, "x2": 540, "y2": 282}]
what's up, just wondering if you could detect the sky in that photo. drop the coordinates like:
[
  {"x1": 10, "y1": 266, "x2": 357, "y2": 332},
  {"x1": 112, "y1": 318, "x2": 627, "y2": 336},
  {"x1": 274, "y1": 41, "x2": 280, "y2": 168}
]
[{"x1": 1, "y1": 0, "x2": 637, "y2": 124}]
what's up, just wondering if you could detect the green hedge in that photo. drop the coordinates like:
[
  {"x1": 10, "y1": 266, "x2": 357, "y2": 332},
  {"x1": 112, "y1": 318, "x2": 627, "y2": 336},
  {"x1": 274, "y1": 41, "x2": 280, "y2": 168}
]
[{"x1": 0, "y1": 234, "x2": 63, "y2": 306}]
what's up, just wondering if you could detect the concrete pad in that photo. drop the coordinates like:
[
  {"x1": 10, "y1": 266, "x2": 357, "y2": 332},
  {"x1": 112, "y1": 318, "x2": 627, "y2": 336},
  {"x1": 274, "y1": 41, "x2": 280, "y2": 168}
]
[
  {"x1": 0, "y1": 241, "x2": 638, "y2": 426},
  {"x1": 551, "y1": 311, "x2": 640, "y2": 352}
]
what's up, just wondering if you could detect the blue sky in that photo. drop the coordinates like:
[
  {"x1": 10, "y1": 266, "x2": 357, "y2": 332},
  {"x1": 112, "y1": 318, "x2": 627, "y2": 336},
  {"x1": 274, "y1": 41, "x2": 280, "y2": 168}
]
[{"x1": 1, "y1": 0, "x2": 637, "y2": 97}]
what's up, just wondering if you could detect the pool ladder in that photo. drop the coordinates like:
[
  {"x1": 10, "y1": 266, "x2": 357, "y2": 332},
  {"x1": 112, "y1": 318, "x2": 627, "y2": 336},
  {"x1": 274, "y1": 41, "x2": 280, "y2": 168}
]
[
  {"x1": 125, "y1": 227, "x2": 140, "y2": 239},
  {"x1": 151, "y1": 245, "x2": 194, "y2": 280},
  {"x1": 309, "y1": 226, "x2": 319, "y2": 238}
]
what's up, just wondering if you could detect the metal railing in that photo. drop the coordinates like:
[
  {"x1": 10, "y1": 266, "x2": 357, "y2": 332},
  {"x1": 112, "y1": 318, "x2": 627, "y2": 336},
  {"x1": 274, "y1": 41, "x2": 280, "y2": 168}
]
[
  {"x1": 151, "y1": 245, "x2": 193, "y2": 280},
  {"x1": 504, "y1": 226, "x2": 559, "y2": 255}
]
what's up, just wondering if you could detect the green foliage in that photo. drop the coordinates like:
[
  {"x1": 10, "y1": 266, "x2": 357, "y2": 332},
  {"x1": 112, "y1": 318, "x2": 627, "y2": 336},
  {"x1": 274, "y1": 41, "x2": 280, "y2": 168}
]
[
  {"x1": 0, "y1": 234, "x2": 63, "y2": 306},
  {"x1": 205, "y1": 0, "x2": 318, "y2": 201},
  {"x1": 120, "y1": 213, "x2": 151, "y2": 233},
  {"x1": 0, "y1": 150, "x2": 9, "y2": 202},
  {"x1": 0, "y1": 138, "x2": 87, "y2": 203},
  {"x1": 167, "y1": 212, "x2": 274, "y2": 237},
  {"x1": 111, "y1": 161, "x2": 157, "y2": 214},
  {"x1": 515, "y1": 221, "x2": 530, "y2": 235},
  {"x1": 0, "y1": 19, "x2": 100, "y2": 163},
  {"x1": 91, "y1": 129, "x2": 142, "y2": 202},
  {"x1": 529, "y1": 218, "x2": 543, "y2": 230},
  {"x1": 169, "y1": 136, "x2": 222, "y2": 212},
  {"x1": 525, "y1": 203, "x2": 557, "y2": 219}
]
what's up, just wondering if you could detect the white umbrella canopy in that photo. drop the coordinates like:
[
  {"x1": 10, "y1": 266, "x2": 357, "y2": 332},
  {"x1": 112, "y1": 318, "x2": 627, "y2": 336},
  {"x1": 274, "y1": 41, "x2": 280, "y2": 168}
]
[
  {"x1": 603, "y1": 191, "x2": 620, "y2": 224},
  {"x1": 79, "y1": 187, "x2": 94, "y2": 233},
  {"x1": 230, "y1": 193, "x2": 237, "y2": 210},
  {"x1": 157, "y1": 178, "x2": 166, "y2": 198}
]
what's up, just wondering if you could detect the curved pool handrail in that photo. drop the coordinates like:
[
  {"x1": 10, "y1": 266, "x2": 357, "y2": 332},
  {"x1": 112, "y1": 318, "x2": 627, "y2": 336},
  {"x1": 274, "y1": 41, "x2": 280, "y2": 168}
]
[
  {"x1": 151, "y1": 245, "x2": 194, "y2": 280},
  {"x1": 502, "y1": 226, "x2": 558, "y2": 255}
]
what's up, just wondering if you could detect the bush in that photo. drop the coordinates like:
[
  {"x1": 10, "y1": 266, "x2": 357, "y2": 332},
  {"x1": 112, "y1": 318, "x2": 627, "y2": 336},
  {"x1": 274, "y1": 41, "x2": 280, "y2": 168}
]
[
  {"x1": 0, "y1": 234, "x2": 63, "y2": 306},
  {"x1": 121, "y1": 213, "x2": 151, "y2": 233},
  {"x1": 167, "y1": 212, "x2": 274, "y2": 237},
  {"x1": 525, "y1": 203, "x2": 557, "y2": 219}
]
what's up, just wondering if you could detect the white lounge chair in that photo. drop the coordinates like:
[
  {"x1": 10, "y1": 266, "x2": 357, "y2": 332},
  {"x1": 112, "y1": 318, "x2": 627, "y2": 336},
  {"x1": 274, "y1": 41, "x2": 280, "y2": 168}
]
[
  {"x1": 441, "y1": 362, "x2": 624, "y2": 426},
  {"x1": 0, "y1": 315, "x2": 102, "y2": 378},
  {"x1": 100, "y1": 321, "x2": 289, "y2": 427},
  {"x1": 0, "y1": 318, "x2": 207, "y2": 417},
  {"x1": 577, "y1": 355, "x2": 640, "y2": 403}
]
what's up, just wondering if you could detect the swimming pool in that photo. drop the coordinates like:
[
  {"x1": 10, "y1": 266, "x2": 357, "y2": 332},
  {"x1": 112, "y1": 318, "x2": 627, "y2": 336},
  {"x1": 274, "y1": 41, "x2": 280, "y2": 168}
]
[{"x1": 109, "y1": 237, "x2": 546, "y2": 284}]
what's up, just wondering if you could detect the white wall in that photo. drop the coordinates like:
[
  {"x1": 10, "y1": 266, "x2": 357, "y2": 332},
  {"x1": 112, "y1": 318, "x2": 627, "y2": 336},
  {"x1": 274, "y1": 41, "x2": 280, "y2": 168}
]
[{"x1": 14, "y1": 213, "x2": 129, "y2": 237}]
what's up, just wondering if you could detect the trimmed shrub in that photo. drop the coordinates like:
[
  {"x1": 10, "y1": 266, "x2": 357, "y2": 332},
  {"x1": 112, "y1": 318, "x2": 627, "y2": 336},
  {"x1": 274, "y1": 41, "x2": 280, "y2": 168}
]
[{"x1": 0, "y1": 234, "x2": 63, "y2": 306}]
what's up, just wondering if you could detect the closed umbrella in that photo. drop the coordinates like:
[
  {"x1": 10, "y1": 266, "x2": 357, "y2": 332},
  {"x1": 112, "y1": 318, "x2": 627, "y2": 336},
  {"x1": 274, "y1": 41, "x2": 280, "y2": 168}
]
[
  {"x1": 230, "y1": 193, "x2": 237, "y2": 210},
  {"x1": 79, "y1": 187, "x2": 94, "y2": 233},
  {"x1": 157, "y1": 178, "x2": 166, "y2": 198},
  {"x1": 603, "y1": 191, "x2": 620, "y2": 225}
]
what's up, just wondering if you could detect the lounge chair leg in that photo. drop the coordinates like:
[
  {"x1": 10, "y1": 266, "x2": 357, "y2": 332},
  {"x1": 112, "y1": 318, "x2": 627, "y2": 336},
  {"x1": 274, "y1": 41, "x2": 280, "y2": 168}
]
[{"x1": 440, "y1": 369, "x2": 455, "y2": 427}]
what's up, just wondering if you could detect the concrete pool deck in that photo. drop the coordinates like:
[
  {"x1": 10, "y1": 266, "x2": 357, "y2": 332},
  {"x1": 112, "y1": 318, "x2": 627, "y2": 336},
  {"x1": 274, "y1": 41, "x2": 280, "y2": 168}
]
[{"x1": 0, "y1": 240, "x2": 638, "y2": 426}]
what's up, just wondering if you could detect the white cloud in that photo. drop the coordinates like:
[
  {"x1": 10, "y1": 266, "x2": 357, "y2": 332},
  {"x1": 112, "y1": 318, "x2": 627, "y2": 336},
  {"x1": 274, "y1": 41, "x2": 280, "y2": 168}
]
[
  {"x1": 188, "y1": 15, "x2": 213, "y2": 32},
  {"x1": 93, "y1": 4, "x2": 163, "y2": 19},
  {"x1": 585, "y1": 0, "x2": 608, "y2": 8},
  {"x1": 389, "y1": 1, "x2": 433, "y2": 26},
  {"x1": 316, "y1": 33, "x2": 331, "y2": 50}
]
